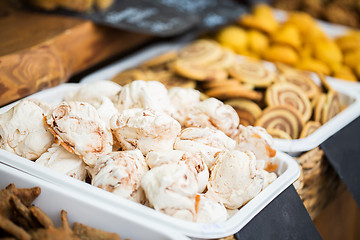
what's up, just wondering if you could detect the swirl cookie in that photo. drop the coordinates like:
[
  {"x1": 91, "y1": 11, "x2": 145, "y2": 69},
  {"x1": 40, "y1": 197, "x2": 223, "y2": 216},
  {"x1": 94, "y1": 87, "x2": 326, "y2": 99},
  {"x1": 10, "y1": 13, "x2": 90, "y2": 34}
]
[
  {"x1": 322, "y1": 91, "x2": 342, "y2": 124},
  {"x1": 225, "y1": 99, "x2": 262, "y2": 126},
  {"x1": 111, "y1": 68, "x2": 149, "y2": 86},
  {"x1": 276, "y1": 64, "x2": 320, "y2": 99},
  {"x1": 177, "y1": 39, "x2": 223, "y2": 65},
  {"x1": 229, "y1": 60, "x2": 275, "y2": 87},
  {"x1": 300, "y1": 121, "x2": 321, "y2": 138},
  {"x1": 266, "y1": 82, "x2": 312, "y2": 122},
  {"x1": 174, "y1": 60, "x2": 228, "y2": 82},
  {"x1": 205, "y1": 85, "x2": 263, "y2": 101},
  {"x1": 255, "y1": 105, "x2": 305, "y2": 139},
  {"x1": 314, "y1": 93, "x2": 327, "y2": 123},
  {"x1": 140, "y1": 50, "x2": 178, "y2": 68},
  {"x1": 266, "y1": 128, "x2": 292, "y2": 140}
]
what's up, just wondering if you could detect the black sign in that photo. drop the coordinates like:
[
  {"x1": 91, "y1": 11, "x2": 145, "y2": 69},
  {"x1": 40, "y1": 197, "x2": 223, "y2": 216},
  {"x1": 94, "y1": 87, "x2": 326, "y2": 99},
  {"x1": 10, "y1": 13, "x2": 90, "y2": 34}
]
[
  {"x1": 22, "y1": 0, "x2": 247, "y2": 37},
  {"x1": 321, "y1": 116, "x2": 360, "y2": 207},
  {"x1": 235, "y1": 185, "x2": 322, "y2": 240}
]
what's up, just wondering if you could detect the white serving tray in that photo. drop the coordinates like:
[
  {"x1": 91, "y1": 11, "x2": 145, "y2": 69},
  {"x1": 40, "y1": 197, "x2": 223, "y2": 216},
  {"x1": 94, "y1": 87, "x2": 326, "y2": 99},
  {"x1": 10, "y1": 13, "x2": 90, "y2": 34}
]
[
  {"x1": 0, "y1": 162, "x2": 190, "y2": 240},
  {"x1": 0, "y1": 83, "x2": 300, "y2": 239},
  {"x1": 80, "y1": 41, "x2": 360, "y2": 156}
]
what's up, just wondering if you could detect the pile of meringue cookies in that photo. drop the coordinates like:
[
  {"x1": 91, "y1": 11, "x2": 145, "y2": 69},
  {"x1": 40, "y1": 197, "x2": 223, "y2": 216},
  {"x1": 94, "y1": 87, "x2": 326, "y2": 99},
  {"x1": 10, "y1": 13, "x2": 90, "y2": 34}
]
[{"x1": 0, "y1": 80, "x2": 278, "y2": 224}]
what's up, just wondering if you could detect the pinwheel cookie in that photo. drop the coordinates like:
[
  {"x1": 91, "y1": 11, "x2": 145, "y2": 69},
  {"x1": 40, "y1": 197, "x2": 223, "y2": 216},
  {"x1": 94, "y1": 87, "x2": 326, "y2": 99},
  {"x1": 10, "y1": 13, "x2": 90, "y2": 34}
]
[
  {"x1": 225, "y1": 99, "x2": 262, "y2": 126},
  {"x1": 229, "y1": 60, "x2": 276, "y2": 87},
  {"x1": 299, "y1": 121, "x2": 321, "y2": 138},
  {"x1": 265, "y1": 82, "x2": 312, "y2": 122},
  {"x1": 255, "y1": 105, "x2": 305, "y2": 139}
]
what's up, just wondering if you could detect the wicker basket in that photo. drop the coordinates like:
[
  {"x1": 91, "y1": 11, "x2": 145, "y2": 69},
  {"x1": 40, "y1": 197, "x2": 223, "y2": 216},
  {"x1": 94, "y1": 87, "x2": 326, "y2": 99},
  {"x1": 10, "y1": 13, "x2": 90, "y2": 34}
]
[{"x1": 295, "y1": 147, "x2": 345, "y2": 219}]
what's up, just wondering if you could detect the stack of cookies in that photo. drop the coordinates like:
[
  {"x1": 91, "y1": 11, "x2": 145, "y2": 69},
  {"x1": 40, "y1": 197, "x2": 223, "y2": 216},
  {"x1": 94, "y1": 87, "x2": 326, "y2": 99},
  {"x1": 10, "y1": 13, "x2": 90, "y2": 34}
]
[{"x1": 111, "y1": 39, "x2": 345, "y2": 140}]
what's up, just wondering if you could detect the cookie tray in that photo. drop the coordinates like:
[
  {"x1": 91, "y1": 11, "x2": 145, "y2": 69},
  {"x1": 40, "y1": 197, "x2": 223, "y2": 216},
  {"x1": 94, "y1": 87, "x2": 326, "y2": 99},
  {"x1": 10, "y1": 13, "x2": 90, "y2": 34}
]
[
  {"x1": 0, "y1": 83, "x2": 300, "y2": 239},
  {"x1": 0, "y1": 162, "x2": 190, "y2": 240},
  {"x1": 80, "y1": 42, "x2": 360, "y2": 156}
]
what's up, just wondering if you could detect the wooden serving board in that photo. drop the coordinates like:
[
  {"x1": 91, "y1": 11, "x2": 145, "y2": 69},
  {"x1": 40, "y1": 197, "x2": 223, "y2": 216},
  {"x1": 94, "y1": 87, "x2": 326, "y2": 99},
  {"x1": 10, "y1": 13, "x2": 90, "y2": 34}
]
[{"x1": 0, "y1": 0, "x2": 153, "y2": 106}]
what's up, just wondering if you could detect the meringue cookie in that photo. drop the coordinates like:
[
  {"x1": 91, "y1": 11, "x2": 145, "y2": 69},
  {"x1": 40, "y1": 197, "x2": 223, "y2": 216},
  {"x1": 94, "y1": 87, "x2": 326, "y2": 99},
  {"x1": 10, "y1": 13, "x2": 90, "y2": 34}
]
[
  {"x1": 146, "y1": 150, "x2": 209, "y2": 192},
  {"x1": 174, "y1": 127, "x2": 236, "y2": 168},
  {"x1": 184, "y1": 98, "x2": 239, "y2": 137},
  {"x1": 36, "y1": 143, "x2": 87, "y2": 181},
  {"x1": 92, "y1": 150, "x2": 148, "y2": 203},
  {"x1": 46, "y1": 101, "x2": 113, "y2": 166},
  {"x1": 95, "y1": 96, "x2": 119, "y2": 130},
  {"x1": 110, "y1": 108, "x2": 181, "y2": 155},
  {"x1": 206, "y1": 150, "x2": 276, "y2": 209},
  {"x1": 114, "y1": 80, "x2": 176, "y2": 116},
  {"x1": 141, "y1": 163, "x2": 198, "y2": 221},
  {"x1": 195, "y1": 194, "x2": 228, "y2": 223},
  {"x1": 234, "y1": 125, "x2": 276, "y2": 163},
  {"x1": 168, "y1": 87, "x2": 200, "y2": 125},
  {"x1": 64, "y1": 81, "x2": 122, "y2": 107},
  {"x1": 0, "y1": 99, "x2": 54, "y2": 160}
]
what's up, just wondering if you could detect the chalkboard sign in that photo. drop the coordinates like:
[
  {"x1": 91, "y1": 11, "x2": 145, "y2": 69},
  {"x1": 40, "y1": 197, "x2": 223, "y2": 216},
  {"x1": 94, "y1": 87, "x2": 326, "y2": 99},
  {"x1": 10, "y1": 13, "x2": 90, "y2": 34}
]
[
  {"x1": 321, "y1": 116, "x2": 360, "y2": 207},
  {"x1": 235, "y1": 185, "x2": 322, "y2": 240},
  {"x1": 22, "y1": 0, "x2": 247, "y2": 37}
]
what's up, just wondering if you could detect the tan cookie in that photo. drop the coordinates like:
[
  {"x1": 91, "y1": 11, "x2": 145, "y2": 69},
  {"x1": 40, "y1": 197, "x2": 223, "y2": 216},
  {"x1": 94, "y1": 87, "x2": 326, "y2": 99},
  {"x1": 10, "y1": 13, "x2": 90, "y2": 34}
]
[
  {"x1": 300, "y1": 121, "x2": 321, "y2": 138},
  {"x1": 322, "y1": 91, "x2": 342, "y2": 124},
  {"x1": 255, "y1": 105, "x2": 305, "y2": 139},
  {"x1": 111, "y1": 68, "x2": 149, "y2": 86},
  {"x1": 208, "y1": 48, "x2": 237, "y2": 69},
  {"x1": 229, "y1": 60, "x2": 275, "y2": 87},
  {"x1": 314, "y1": 93, "x2": 327, "y2": 123},
  {"x1": 225, "y1": 99, "x2": 262, "y2": 126},
  {"x1": 266, "y1": 82, "x2": 312, "y2": 122},
  {"x1": 178, "y1": 39, "x2": 223, "y2": 65},
  {"x1": 205, "y1": 85, "x2": 263, "y2": 101},
  {"x1": 277, "y1": 67, "x2": 320, "y2": 99},
  {"x1": 267, "y1": 128, "x2": 292, "y2": 140},
  {"x1": 174, "y1": 60, "x2": 228, "y2": 81},
  {"x1": 140, "y1": 50, "x2": 178, "y2": 68},
  {"x1": 318, "y1": 73, "x2": 333, "y2": 92}
]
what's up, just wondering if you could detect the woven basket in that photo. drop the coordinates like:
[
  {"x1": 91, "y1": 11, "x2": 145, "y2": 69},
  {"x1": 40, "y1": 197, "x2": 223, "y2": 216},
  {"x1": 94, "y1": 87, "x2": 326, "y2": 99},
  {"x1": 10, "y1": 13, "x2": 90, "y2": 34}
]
[{"x1": 295, "y1": 147, "x2": 345, "y2": 219}]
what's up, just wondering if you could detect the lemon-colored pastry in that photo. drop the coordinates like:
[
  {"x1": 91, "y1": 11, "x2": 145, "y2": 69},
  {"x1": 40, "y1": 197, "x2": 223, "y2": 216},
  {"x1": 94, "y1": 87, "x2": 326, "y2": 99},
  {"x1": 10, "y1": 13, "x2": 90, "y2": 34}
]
[
  {"x1": 335, "y1": 31, "x2": 360, "y2": 52},
  {"x1": 266, "y1": 82, "x2": 312, "y2": 122},
  {"x1": 344, "y1": 50, "x2": 360, "y2": 70},
  {"x1": 297, "y1": 58, "x2": 330, "y2": 75},
  {"x1": 332, "y1": 64, "x2": 357, "y2": 82},
  {"x1": 313, "y1": 39, "x2": 343, "y2": 65},
  {"x1": 272, "y1": 24, "x2": 302, "y2": 50},
  {"x1": 262, "y1": 45, "x2": 299, "y2": 66},
  {"x1": 217, "y1": 26, "x2": 248, "y2": 53},
  {"x1": 239, "y1": 5, "x2": 279, "y2": 34},
  {"x1": 247, "y1": 30, "x2": 269, "y2": 55},
  {"x1": 286, "y1": 12, "x2": 317, "y2": 36}
]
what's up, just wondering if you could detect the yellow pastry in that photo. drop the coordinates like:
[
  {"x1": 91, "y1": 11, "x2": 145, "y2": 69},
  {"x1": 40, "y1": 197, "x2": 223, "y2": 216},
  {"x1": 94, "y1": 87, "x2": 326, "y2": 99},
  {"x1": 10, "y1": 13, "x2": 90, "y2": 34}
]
[
  {"x1": 216, "y1": 26, "x2": 248, "y2": 53},
  {"x1": 344, "y1": 49, "x2": 360, "y2": 70},
  {"x1": 313, "y1": 39, "x2": 343, "y2": 65},
  {"x1": 332, "y1": 64, "x2": 357, "y2": 82},
  {"x1": 297, "y1": 58, "x2": 330, "y2": 75},
  {"x1": 239, "y1": 5, "x2": 279, "y2": 34},
  {"x1": 335, "y1": 31, "x2": 360, "y2": 52},
  {"x1": 286, "y1": 12, "x2": 317, "y2": 36},
  {"x1": 271, "y1": 24, "x2": 302, "y2": 50},
  {"x1": 247, "y1": 30, "x2": 269, "y2": 55},
  {"x1": 262, "y1": 45, "x2": 299, "y2": 66}
]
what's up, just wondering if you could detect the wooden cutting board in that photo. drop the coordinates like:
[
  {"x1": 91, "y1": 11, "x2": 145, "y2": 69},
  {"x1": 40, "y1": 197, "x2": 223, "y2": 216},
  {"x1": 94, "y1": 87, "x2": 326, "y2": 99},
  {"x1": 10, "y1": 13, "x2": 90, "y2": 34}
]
[{"x1": 0, "y1": 0, "x2": 153, "y2": 106}]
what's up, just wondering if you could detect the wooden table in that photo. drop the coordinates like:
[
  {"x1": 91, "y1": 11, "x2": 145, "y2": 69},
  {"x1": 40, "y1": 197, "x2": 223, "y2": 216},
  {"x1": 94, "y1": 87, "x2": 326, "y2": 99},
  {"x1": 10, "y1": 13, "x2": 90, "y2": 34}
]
[{"x1": 0, "y1": 0, "x2": 153, "y2": 106}]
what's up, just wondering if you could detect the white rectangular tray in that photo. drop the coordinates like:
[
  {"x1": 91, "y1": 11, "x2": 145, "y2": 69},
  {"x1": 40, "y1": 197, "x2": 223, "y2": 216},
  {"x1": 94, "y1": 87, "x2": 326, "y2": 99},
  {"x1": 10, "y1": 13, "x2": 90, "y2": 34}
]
[
  {"x1": 0, "y1": 162, "x2": 189, "y2": 240},
  {"x1": 80, "y1": 42, "x2": 360, "y2": 156},
  {"x1": 0, "y1": 83, "x2": 300, "y2": 239}
]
